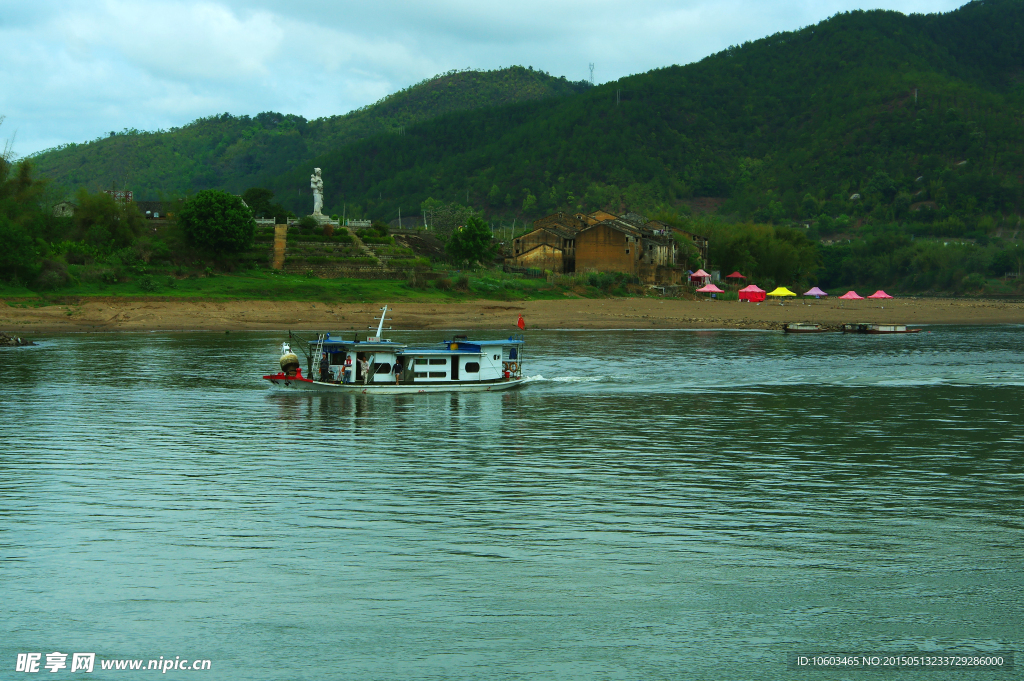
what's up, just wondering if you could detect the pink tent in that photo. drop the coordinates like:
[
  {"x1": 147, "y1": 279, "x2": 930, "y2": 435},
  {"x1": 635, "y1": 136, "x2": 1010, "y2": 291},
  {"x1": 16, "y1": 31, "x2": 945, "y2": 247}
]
[
  {"x1": 738, "y1": 284, "x2": 766, "y2": 302},
  {"x1": 867, "y1": 290, "x2": 893, "y2": 299},
  {"x1": 690, "y1": 269, "x2": 710, "y2": 282},
  {"x1": 697, "y1": 284, "x2": 724, "y2": 293},
  {"x1": 803, "y1": 287, "x2": 828, "y2": 297},
  {"x1": 838, "y1": 291, "x2": 864, "y2": 300}
]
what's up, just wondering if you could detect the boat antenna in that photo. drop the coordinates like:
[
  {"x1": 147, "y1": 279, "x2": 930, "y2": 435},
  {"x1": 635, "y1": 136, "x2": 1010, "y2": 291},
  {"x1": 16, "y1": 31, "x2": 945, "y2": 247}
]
[{"x1": 370, "y1": 305, "x2": 392, "y2": 339}]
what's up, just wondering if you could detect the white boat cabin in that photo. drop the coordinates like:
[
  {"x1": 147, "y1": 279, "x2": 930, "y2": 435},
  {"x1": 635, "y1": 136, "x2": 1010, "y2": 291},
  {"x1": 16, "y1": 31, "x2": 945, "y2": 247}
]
[{"x1": 309, "y1": 335, "x2": 525, "y2": 385}]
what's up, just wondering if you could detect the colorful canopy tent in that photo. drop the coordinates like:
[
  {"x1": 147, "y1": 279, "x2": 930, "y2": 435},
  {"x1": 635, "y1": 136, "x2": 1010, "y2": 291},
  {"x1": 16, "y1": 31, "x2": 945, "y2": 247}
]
[
  {"x1": 725, "y1": 271, "x2": 746, "y2": 280},
  {"x1": 803, "y1": 286, "x2": 828, "y2": 298},
  {"x1": 696, "y1": 284, "x2": 724, "y2": 294},
  {"x1": 690, "y1": 269, "x2": 711, "y2": 283},
  {"x1": 867, "y1": 290, "x2": 893, "y2": 299},
  {"x1": 738, "y1": 284, "x2": 766, "y2": 302},
  {"x1": 767, "y1": 286, "x2": 797, "y2": 297},
  {"x1": 838, "y1": 290, "x2": 864, "y2": 300}
]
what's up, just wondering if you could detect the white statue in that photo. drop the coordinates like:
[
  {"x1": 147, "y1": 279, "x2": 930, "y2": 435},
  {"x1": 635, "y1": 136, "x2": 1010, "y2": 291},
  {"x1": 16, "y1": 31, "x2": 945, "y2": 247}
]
[{"x1": 310, "y1": 167, "x2": 324, "y2": 215}]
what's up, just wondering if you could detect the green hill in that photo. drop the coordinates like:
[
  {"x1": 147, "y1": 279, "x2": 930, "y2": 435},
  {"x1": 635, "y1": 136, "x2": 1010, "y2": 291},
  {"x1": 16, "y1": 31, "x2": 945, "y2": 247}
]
[
  {"x1": 261, "y1": 0, "x2": 1022, "y2": 233},
  {"x1": 28, "y1": 67, "x2": 591, "y2": 200}
]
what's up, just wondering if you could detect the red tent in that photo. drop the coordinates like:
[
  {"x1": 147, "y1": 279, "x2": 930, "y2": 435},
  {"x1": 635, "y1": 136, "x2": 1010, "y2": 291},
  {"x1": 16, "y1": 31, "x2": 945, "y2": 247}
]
[
  {"x1": 690, "y1": 268, "x2": 710, "y2": 283},
  {"x1": 725, "y1": 271, "x2": 746, "y2": 280},
  {"x1": 697, "y1": 283, "x2": 724, "y2": 294},
  {"x1": 738, "y1": 284, "x2": 766, "y2": 302},
  {"x1": 838, "y1": 290, "x2": 864, "y2": 300}
]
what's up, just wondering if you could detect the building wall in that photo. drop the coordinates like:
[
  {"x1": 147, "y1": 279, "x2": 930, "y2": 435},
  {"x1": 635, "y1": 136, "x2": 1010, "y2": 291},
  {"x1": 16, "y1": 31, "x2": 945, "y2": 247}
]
[
  {"x1": 638, "y1": 263, "x2": 684, "y2": 285},
  {"x1": 513, "y1": 243, "x2": 564, "y2": 272},
  {"x1": 513, "y1": 229, "x2": 562, "y2": 256},
  {"x1": 575, "y1": 224, "x2": 636, "y2": 274}
]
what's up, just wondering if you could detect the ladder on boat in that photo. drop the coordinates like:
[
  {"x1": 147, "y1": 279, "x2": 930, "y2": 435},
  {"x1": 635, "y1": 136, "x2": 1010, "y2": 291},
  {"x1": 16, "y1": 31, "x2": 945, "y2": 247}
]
[{"x1": 311, "y1": 333, "x2": 327, "y2": 380}]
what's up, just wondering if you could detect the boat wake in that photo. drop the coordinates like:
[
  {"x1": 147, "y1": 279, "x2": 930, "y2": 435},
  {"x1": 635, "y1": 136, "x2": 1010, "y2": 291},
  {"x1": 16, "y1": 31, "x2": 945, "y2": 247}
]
[{"x1": 524, "y1": 375, "x2": 603, "y2": 383}]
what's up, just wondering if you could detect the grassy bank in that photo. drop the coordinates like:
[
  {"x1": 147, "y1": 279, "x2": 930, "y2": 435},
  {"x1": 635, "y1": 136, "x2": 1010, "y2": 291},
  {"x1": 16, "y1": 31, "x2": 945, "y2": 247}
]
[{"x1": 0, "y1": 269, "x2": 652, "y2": 305}]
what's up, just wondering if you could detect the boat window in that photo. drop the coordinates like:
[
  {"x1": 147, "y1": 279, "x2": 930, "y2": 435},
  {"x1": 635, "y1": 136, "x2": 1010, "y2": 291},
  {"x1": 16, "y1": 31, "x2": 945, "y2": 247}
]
[
  {"x1": 493, "y1": 355, "x2": 499, "y2": 360},
  {"x1": 465, "y1": 362, "x2": 480, "y2": 373},
  {"x1": 374, "y1": 363, "x2": 391, "y2": 374},
  {"x1": 428, "y1": 358, "x2": 447, "y2": 365},
  {"x1": 428, "y1": 372, "x2": 446, "y2": 378},
  {"x1": 414, "y1": 358, "x2": 428, "y2": 365},
  {"x1": 414, "y1": 372, "x2": 428, "y2": 378}
]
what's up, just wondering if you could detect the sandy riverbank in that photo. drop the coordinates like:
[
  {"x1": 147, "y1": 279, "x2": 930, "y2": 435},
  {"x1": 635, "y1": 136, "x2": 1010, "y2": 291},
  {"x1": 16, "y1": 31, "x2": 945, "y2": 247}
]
[{"x1": 2, "y1": 296, "x2": 1022, "y2": 334}]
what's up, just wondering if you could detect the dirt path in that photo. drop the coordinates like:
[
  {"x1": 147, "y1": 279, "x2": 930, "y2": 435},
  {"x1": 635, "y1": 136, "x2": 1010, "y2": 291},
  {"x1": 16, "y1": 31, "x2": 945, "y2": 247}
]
[{"x1": 2, "y1": 296, "x2": 1021, "y2": 334}]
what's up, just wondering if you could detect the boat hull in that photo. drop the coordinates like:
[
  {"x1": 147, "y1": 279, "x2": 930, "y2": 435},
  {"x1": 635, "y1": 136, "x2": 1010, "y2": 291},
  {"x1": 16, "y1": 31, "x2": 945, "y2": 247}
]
[{"x1": 264, "y1": 376, "x2": 527, "y2": 393}]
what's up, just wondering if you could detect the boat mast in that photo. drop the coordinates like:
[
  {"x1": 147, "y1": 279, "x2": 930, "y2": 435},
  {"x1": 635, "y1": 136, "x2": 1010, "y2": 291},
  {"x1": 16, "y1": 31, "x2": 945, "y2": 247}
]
[{"x1": 369, "y1": 305, "x2": 392, "y2": 341}]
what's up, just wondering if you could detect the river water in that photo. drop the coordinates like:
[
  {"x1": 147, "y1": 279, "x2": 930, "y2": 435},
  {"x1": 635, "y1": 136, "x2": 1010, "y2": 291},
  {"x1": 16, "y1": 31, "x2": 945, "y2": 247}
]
[{"x1": 2, "y1": 326, "x2": 1022, "y2": 680}]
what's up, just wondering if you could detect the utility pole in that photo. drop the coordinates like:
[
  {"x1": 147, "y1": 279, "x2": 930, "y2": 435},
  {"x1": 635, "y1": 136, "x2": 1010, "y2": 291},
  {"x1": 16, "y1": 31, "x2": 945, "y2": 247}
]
[
  {"x1": 914, "y1": 88, "x2": 918, "y2": 103},
  {"x1": 616, "y1": 89, "x2": 620, "y2": 106},
  {"x1": 589, "y1": 63, "x2": 594, "y2": 85}
]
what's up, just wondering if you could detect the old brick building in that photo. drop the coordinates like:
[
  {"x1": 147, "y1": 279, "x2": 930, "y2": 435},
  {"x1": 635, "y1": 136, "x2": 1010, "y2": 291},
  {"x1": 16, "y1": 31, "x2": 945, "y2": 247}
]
[{"x1": 508, "y1": 211, "x2": 701, "y2": 285}]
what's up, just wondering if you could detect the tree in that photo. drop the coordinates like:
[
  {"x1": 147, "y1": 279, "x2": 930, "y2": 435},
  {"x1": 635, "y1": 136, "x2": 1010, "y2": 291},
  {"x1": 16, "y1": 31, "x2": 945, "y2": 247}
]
[
  {"x1": 72, "y1": 189, "x2": 144, "y2": 249},
  {"x1": 178, "y1": 190, "x2": 255, "y2": 255},
  {"x1": 421, "y1": 198, "x2": 474, "y2": 238},
  {"x1": 446, "y1": 216, "x2": 495, "y2": 265},
  {"x1": 0, "y1": 214, "x2": 40, "y2": 283},
  {"x1": 242, "y1": 187, "x2": 288, "y2": 222}
]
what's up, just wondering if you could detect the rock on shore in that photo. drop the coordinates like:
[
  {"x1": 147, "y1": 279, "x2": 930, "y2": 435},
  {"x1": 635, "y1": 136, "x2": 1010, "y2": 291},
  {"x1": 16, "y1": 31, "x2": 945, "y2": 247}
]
[{"x1": 0, "y1": 332, "x2": 36, "y2": 346}]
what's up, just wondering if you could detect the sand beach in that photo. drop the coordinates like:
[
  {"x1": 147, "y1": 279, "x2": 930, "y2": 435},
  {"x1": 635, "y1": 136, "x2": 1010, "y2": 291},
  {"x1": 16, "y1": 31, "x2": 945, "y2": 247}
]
[{"x1": 2, "y1": 296, "x2": 1021, "y2": 334}]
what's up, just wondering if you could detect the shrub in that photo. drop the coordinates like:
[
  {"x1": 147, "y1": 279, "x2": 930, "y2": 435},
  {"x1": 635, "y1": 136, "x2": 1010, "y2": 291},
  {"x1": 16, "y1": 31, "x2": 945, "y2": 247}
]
[
  {"x1": 298, "y1": 216, "x2": 319, "y2": 234},
  {"x1": 434, "y1": 277, "x2": 453, "y2": 291},
  {"x1": 446, "y1": 216, "x2": 495, "y2": 265},
  {"x1": 137, "y1": 275, "x2": 159, "y2": 292},
  {"x1": 455, "y1": 274, "x2": 470, "y2": 291},
  {"x1": 178, "y1": 190, "x2": 255, "y2": 255},
  {"x1": 34, "y1": 259, "x2": 73, "y2": 290},
  {"x1": 0, "y1": 216, "x2": 41, "y2": 283}
]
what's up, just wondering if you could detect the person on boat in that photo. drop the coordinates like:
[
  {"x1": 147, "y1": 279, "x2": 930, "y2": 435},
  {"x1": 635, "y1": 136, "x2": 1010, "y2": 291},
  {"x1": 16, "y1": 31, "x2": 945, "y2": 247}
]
[
  {"x1": 360, "y1": 355, "x2": 372, "y2": 385},
  {"x1": 319, "y1": 353, "x2": 331, "y2": 382},
  {"x1": 393, "y1": 359, "x2": 404, "y2": 385}
]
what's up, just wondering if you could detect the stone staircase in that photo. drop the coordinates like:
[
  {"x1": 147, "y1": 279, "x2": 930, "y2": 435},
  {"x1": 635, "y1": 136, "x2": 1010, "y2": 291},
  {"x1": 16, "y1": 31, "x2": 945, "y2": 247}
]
[{"x1": 337, "y1": 224, "x2": 383, "y2": 266}]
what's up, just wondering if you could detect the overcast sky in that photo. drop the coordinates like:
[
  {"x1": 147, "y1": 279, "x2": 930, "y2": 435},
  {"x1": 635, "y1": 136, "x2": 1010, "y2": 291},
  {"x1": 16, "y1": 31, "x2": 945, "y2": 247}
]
[{"x1": 1, "y1": 0, "x2": 964, "y2": 157}]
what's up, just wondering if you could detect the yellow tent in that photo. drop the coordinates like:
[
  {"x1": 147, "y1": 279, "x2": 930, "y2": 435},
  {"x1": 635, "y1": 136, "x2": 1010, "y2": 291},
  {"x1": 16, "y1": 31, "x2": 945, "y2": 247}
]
[{"x1": 767, "y1": 286, "x2": 797, "y2": 297}]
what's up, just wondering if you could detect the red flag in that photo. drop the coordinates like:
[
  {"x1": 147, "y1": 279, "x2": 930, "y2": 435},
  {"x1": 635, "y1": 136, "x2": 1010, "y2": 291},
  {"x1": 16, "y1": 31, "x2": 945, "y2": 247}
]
[{"x1": 517, "y1": 315, "x2": 526, "y2": 330}]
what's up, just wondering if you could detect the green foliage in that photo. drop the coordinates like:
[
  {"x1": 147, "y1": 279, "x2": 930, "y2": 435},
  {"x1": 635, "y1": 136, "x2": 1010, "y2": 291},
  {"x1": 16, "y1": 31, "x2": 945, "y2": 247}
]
[
  {"x1": 818, "y1": 227, "x2": 1024, "y2": 292},
  {"x1": 0, "y1": 214, "x2": 41, "y2": 282},
  {"x1": 242, "y1": 187, "x2": 288, "y2": 222},
  {"x1": 421, "y1": 198, "x2": 474, "y2": 238},
  {"x1": 72, "y1": 189, "x2": 144, "y2": 249},
  {"x1": 446, "y1": 216, "x2": 495, "y2": 265},
  {"x1": 298, "y1": 215, "x2": 319, "y2": 233},
  {"x1": 31, "y1": 67, "x2": 590, "y2": 202},
  {"x1": 179, "y1": 190, "x2": 255, "y2": 254}
]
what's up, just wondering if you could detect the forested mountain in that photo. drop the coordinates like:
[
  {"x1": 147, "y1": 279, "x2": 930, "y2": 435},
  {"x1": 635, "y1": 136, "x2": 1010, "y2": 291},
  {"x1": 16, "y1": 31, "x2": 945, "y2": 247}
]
[
  {"x1": 28, "y1": 67, "x2": 591, "y2": 200},
  {"x1": 260, "y1": 0, "x2": 1023, "y2": 234},
  {"x1": 17, "y1": 0, "x2": 1024, "y2": 294}
]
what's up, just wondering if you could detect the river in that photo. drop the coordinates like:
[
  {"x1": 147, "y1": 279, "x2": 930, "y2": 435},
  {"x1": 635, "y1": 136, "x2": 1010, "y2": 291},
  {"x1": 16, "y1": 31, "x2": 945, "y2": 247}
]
[{"x1": 2, "y1": 326, "x2": 1021, "y2": 679}]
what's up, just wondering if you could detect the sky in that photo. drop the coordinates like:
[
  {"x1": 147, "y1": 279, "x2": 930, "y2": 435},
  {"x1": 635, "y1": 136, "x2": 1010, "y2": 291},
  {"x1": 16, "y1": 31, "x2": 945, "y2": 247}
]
[{"x1": 1, "y1": 0, "x2": 965, "y2": 157}]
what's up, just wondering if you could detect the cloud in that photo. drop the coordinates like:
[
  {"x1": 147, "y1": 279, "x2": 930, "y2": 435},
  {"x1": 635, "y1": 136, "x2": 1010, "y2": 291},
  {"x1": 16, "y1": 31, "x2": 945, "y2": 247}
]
[
  {"x1": 0, "y1": 0, "x2": 966, "y2": 156},
  {"x1": 58, "y1": 1, "x2": 286, "y2": 82}
]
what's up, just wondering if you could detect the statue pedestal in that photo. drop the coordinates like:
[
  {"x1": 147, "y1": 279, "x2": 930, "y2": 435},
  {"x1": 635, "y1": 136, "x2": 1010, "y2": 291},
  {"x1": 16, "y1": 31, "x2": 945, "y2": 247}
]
[{"x1": 309, "y1": 213, "x2": 334, "y2": 225}]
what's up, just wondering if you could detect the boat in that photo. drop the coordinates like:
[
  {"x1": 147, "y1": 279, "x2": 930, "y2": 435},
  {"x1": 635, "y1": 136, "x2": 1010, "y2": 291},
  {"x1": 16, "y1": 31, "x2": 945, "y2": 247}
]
[
  {"x1": 263, "y1": 306, "x2": 528, "y2": 393},
  {"x1": 783, "y1": 322, "x2": 829, "y2": 334},
  {"x1": 842, "y1": 323, "x2": 921, "y2": 334}
]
